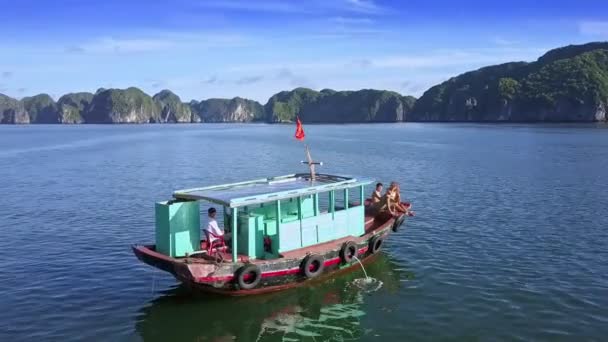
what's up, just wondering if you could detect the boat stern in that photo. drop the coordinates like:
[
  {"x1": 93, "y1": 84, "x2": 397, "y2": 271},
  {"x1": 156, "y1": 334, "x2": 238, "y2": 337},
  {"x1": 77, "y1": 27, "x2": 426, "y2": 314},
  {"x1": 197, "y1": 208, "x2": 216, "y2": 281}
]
[{"x1": 132, "y1": 244, "x2": 188, "y2": 280}]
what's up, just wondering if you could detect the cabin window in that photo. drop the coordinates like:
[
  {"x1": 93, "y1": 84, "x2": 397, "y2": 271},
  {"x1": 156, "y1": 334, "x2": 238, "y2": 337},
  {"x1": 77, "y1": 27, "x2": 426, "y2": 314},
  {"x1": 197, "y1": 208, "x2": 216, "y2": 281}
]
[
  {"x1": 223, "y1": 206, "x2": 232, "y2": 232},
  {"x1": 280, "y1": 198, "x2": 299, "y2": 222},
  {"x1": 334, "y1": 189, "x2": 347, "y2": 211},
  {"x1": 318, "y1": 191, "x2": 332, "y2": 214},
  {"x1": 348, "y1": 187, "x2": 361, "y2": 208},
  {"x1": 348, "y1": 186, "x2": 363, "y2": 207}
]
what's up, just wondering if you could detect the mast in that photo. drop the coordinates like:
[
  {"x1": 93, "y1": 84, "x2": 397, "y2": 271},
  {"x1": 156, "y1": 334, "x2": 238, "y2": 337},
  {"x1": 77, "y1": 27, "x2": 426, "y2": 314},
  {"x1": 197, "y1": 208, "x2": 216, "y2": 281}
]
[
  {"x1": 295, "y1": 116, "x2": 321, "y2": 181},
  {"x1": 302, "y1": 144, "x2": 322, "y2": 181}
]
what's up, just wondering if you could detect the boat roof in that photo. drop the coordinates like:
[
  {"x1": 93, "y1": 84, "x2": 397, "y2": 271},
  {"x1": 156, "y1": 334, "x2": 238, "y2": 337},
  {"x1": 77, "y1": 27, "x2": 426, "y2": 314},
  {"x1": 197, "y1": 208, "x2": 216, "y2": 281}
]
[{"x1": 173, "y1": 173, "x2": 374, "y2": 208}]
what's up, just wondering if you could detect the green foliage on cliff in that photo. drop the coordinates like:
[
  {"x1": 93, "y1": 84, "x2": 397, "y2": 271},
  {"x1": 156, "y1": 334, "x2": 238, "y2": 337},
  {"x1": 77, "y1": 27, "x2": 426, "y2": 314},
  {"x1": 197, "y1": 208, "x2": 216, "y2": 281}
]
[
  {"x1": 192, "y1": 97, "x2": 265, "y2": 122},
  {"x1": 412, "y1": 62, "x2": 528, "y2": 121},
  {"x1": 265, "y1": 88, "x2": 321, "y2": 122},
  {"x1": 0, "y1": 93, "x2": 29, "y2": 124},
  {"x1": 21, "y1": 94, "x2": 59, "y2": 123},
  {"x1": 401, "y1": 95, "x2": 416, "y2": 110},
  {"x1": 0, "y1": 94, "x2": 20, "y2": 110},
  {"x1": 264, "y1": 88, "x2": 415, "y2": 122},
  {"x1": 86, "y1": 87, "x2": 160, "y2": 123},
  {"x1": 537, "y1": 42, "x2": 608, "y2": 64},
  {"x1": 57, "y1": 92, "x2": 93, "y2": 124},
  {"x1": 411, "y1": 42, "x2": 608, "y2": 122},
  {"x1": 153, "y1": 90, "x2": 192, "y2": 123},
  {"x1": 498, "y1": 78, "x2": 520, "y2": 100},
  {"x1": 521, "y1": 49, "x2": 608, "y2": 106}
]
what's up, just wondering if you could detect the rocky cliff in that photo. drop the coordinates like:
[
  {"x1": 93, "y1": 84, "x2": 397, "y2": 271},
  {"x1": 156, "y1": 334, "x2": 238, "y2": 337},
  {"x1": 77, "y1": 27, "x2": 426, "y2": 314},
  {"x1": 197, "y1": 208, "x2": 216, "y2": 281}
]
[
  {"x1": 192, "y1": 97, "x2": 264, "y2": 122},
  {"x1": 85, "y1": 87, "x2": 161, "y2": 123},
  {"x1": 153, "y1": 90, "x2": 193, "y2": 123},
  {"x1": 0, "y1": 94, "x2": 29, "y2": 124},
  {"x1": 264, "y1": 88, "x2": 416, "y2": 123},
  {"x1": 0, "y1": 88, "x2": 265, "y2": 124},
  {"x1": 57, "y1": 92, "x2": 94, "y2": 124},
  {"x1": 411, "y1": 42, "x2": 608, "y2": 122},
  {"x1": 21, "y1": 94, "x2": 60, "y2": 123}
]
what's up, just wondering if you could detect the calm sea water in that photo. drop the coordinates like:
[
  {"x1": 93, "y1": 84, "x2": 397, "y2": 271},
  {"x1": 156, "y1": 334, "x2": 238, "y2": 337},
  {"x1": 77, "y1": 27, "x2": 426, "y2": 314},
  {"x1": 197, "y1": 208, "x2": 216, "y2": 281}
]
[{"x1": 1, "y1": 123, "x2": 608, "y2": 341}]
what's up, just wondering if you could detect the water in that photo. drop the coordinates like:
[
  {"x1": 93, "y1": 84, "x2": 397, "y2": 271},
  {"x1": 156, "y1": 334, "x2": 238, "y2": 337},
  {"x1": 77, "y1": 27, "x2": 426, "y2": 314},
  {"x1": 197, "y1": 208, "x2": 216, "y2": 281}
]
[
  {"x1": 1, "y1": 123, "x2": 608, "y2": 341},
  {"x1": 352, "y1": 255, "x2": 370, "y2": 280},
  {"x1": 350, "y1": 255, "x2": 384, "y2": 293}
]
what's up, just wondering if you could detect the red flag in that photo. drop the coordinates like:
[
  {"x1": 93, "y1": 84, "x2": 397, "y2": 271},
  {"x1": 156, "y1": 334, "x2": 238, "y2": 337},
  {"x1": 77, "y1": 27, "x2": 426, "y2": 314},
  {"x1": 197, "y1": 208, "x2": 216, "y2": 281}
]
[{"x1": 295, "y1": 116, "x2": 305, "y2": 141}]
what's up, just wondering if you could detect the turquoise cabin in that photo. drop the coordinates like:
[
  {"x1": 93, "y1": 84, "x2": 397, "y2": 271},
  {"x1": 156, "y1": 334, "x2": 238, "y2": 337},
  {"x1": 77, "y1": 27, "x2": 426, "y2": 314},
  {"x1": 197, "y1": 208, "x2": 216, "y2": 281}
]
[{"x1": 155, "y1": 173, "x2": 373, "y2": 262}]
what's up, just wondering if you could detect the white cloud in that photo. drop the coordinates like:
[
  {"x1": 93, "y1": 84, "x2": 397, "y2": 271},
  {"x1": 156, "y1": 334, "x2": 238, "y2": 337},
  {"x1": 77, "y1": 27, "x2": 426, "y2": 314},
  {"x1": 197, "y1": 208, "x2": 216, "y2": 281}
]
[
  {"x1": 0, "y1": 63, "x2": 77, "y2": 74},
  {"x1": 80, "y1": 38, "x2": 176, "y2": 53},
  {"x1": 228, "y1": 47, "x2": 543, "y2": 73},
  {"x1": 190, "y1": 0, "x2": 389, "y2": 15},
  {"x1": 227, "y1": 61, "x2": 340, "y2": 73},
  {"x1": 329, "y1": 16, "x2": 374, "y2": 25},
  {"x1": 150, "y1": 80, "x2": 167, "y2": 89},
  {"x1": 68, "y1": 32, "x2": 251, "y2": 54},
  {"x1": 376, "y1": 47, "x2": 546, "y2": 69},
  {"x1": 400, "y1": 80, "x2": 426, "y2": 94},
  {"x1": 276, "y1": 68, "x2": 313, "y2": 87},
  {"x1": 332, "y1": 27, "x2": 388, "y2": 35},
  {"x1": 373, "y1": 54, "x2": 478, "y2": 68},
  {"x1": 192, "y1": 0, "x2": 307, "y2": 13},
  {"x1": 492, "y1": 37, "x2": 519, "y2": 46},
  {"x1": 202, "y1": 76, "x2": 219, "y2": 85},
  {"x1": 344, "y1": 0, "x2": 386, "y2": 14},
  {"x1": 324, "y1": 15, "x2": 382, "y2": 36},
  {"x1": 236, "y1": 75, "x2": 264, "y2": 85},
  {"x1": 579, "y1": 21, "x2": 608, "y2": 36}
]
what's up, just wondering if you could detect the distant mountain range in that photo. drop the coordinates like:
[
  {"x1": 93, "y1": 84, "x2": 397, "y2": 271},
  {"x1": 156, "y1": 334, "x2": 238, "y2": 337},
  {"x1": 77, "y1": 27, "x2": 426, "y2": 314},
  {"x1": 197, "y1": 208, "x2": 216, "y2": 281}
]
[{"x1": 1, "y1": 41, "x2": 607, "y2": 124}]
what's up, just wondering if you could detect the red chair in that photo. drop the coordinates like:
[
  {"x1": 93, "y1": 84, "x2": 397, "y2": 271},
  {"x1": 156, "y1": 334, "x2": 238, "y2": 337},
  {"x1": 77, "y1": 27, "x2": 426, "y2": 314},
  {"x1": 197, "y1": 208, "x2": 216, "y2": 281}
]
[{"x1": 204, "y1": 230, "x2": 228, "y2": 256}]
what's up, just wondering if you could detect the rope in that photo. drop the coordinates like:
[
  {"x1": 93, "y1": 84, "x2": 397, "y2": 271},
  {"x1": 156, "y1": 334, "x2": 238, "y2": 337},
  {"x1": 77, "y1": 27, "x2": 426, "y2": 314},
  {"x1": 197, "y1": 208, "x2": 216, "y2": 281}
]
[{"x1": 150, "y1": 269, "x2": 157, "y2": 297}]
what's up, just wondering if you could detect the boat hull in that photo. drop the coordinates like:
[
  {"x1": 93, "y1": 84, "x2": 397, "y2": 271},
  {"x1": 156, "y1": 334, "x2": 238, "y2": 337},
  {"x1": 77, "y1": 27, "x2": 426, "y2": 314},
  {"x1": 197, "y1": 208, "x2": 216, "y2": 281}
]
[
  {"x1": 184, "y1": 245, "x2": 382, "y2": 296},
  {"x1": 133, "y1": 212, "x2": 406, "y2": 296}
]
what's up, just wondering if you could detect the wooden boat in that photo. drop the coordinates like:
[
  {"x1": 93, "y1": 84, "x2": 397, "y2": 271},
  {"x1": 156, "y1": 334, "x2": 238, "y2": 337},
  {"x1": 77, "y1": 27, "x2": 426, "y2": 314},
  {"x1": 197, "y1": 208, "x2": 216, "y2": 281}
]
[{"x1": 132, "y1": 172, "x2": 413, "y2": 296}]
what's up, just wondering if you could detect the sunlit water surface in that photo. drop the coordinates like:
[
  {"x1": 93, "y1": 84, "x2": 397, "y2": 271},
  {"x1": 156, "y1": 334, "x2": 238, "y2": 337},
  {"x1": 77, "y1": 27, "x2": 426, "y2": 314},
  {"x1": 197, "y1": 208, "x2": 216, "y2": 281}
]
[{"x1": 1, "y1": 123, "x2": 607, "y2": 341}]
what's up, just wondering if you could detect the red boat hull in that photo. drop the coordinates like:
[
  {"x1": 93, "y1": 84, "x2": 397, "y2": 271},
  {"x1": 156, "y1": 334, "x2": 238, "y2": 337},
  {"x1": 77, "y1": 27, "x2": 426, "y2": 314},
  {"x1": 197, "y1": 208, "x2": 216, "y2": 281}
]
[{"x1": 132, "y1": 209, "x2": 409, "y2": 296}]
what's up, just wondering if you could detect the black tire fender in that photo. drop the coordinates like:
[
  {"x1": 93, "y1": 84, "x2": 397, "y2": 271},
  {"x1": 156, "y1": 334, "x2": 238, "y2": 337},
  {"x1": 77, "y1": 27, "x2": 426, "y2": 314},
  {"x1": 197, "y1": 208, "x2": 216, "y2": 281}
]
[
  {"x1": 368, "y1": 235, "x2": 384, "y2": 254},
  {"x1": 301, "y1": 254, "x2": 325, "y2": 278},
  {"x1": 339, "y1": 241, "x2": 358, "y2": 264},
  {"x1": 235, "y1": 264, "x2": 262, "y2": 290},
  {"x1": 392, "y1": 214, "x2": 406, "y2": 232}
]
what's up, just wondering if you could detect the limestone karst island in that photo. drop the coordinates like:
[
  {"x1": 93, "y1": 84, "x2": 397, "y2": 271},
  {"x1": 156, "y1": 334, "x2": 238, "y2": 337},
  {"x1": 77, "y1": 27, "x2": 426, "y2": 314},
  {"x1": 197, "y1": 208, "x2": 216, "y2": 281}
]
[{"x1": 2, "y1": 41, "x2": 607, "y2": 124}]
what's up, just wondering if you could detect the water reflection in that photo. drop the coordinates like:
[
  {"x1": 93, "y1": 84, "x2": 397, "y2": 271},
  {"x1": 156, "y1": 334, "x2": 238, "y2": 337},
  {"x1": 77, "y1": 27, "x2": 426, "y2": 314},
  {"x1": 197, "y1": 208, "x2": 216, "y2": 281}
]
[{"x1": 135, "y1": 254, "x2": 405, "y2": 342}]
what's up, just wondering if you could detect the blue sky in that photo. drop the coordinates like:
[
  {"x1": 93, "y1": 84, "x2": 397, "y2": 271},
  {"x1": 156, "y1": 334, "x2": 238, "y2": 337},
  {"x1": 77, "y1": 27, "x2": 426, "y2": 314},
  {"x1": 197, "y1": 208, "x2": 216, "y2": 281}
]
[{"x1": 0, "y1": 0, "x2": 607, "y2": 103}]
